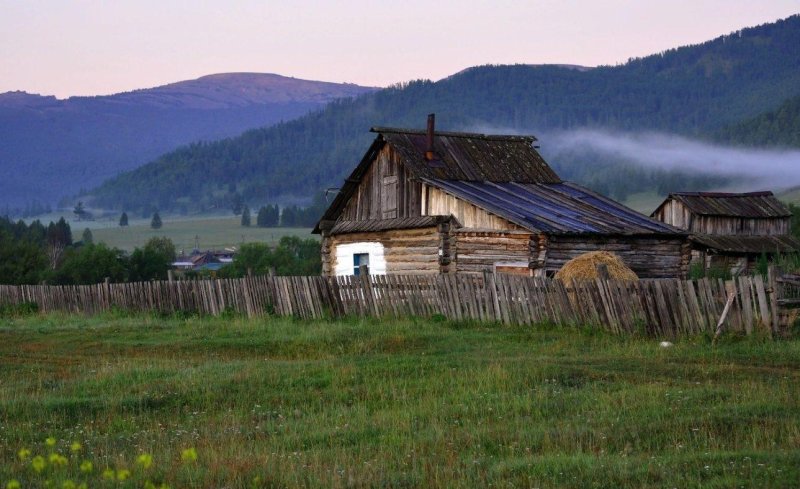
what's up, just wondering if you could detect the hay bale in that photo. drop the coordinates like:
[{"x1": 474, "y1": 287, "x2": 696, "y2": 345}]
[{"x1": 555, "y1": 251, "x2": 638, "y2": 282}]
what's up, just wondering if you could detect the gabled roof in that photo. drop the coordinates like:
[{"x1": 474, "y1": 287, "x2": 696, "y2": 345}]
[
  {"x1": 374, "y1": 127, "x2": 561, "y2": 183},
  {"x1": 653, "y1": 191, "x2": 791, "y2": 218},
  {"x1": 425, "y1": 179, "x2": 683, "y2": 236},
  {"x1": 314, "y1": 127, "x2": 561, "y2": 233}
]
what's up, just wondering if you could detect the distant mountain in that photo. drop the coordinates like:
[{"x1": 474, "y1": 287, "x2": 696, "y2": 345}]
[
  {"x1": 86, "y1": 15, "x2": 800, "y2": 214},
  {"x1": 715, "y1": 95, "x2": 800, "y2": 147},
  {"x1": 0, "y1": 73, "x2": 376, "y2": 210}
]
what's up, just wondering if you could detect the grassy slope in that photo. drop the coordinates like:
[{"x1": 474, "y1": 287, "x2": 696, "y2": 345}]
[{"x1": 0, "y1": 315, "x2": 798, "y2": 487}]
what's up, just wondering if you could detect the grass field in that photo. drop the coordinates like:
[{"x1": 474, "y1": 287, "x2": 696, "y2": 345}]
[
  {"x1": 0, "y1": 314, "x2": 798, "y2": 488},
  {"x1": 26, "y1": 212, "x2": 314, "y2": 252},
  {"x1": 90, "y1": 217, "x2": 313, "y2": 253}
]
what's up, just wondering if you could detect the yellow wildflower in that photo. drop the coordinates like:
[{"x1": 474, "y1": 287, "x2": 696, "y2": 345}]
[
  {"x1": 17, "y1": 448, "x2": 31, "y2": 461},
  {"x1": 144, "y1": 482, "x2": 156, "y2": 489},
  {"x1": 70, "y1": 441, "x2": 82, "y2": 453},
  {"x1": 62, "y1": 480, "x2": 76, "y2": 489},
  {"x1": 45, "y1": 437, "x2": 56, "y2": 447},
  {"x1": 78, "y1": 484, "x2": 87, "y2": 489},
  {"x1": 6, "y1": 480, "x2": 21, "y2": 489},
  {"x1": 101, "y1": 468, "x2": 115, "y2": 480},
  {"x1": 180, "y1": 447, "x2": 197, "y2": 463},
  {"x1": 80, "y1": 460, "x2": 93, "y2": 473},
  {"x1": 48, "y1": 453, "x2": 68, "y2": 467},
  {"x1": 137, "y1": 453, "x2": 153, "y2": 469},
  {"x1": 31, "y1": 455, "x2": 47, "y2": 473},
  {"x1": 117, "y1": 469, "x2": 131, "y2": 481}
]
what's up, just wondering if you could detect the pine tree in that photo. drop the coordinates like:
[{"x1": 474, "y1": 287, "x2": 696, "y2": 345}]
[
  {"x1": 119, "y1": 212, "x2": 129, "y2": 227},
  {"x1": 256, "y1": 206, "x2": 267, "y2": 227},
  {"x1": 241, "y1": 206, "x2": 251, "y2": 227},
  {"x1": 150, "y1": 212, "x2": 162, "y2": 229},
  {"x1": 82, "y1": 228, "x2": 93, "y2": 244}
]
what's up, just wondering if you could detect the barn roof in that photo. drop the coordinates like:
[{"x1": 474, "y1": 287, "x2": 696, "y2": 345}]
[
  {"x1": 690, "y1": 234, "x2": 800, "y2": 254},
  {"x1": 653, "y1": 191, "x2": 791, "y2": 218},
  {"x1": 373, "y1": 127, "x2": 561, "y2": 183},
  {"x1": 425, "y1": 179, "x2": 684, "y2": 236},
  {"x1": 314, "y1": 127, "x2": 562, "y2": 233}
]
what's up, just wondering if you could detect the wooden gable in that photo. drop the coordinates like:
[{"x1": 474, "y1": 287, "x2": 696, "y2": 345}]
[{"x1": 338, "y1": 144, "x2": 423, "y2": 221}]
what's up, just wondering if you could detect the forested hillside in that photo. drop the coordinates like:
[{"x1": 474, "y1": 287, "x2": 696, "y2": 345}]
[
  {"x1": 87, "y1": 15, "x2": 800, "y2": 213},
  {"x1": 716, "y1": 95, "x2": 800, "y2": 147},
  {"x1": 0, "y1": 73, "x2": 375, "y2": 211}
]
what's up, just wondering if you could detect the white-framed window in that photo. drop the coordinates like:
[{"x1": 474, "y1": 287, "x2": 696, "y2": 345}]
[{"x1": 334, "y1": 242, "x2": 387, "y2": 276}]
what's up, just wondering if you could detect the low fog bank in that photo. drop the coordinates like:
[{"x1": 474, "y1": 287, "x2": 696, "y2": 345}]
[{"x1": 543, "y1": 129, "x2": 800, "y2": 192}]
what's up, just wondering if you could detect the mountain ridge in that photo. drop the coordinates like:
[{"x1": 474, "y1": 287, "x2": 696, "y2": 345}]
[{"x1": 0, "y1": 73, "x2": 377, "y2": 211}]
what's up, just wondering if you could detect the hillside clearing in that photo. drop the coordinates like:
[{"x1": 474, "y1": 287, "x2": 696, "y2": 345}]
[{"x1": 0, "y1": 314, "x2": 797, "y2": 487}]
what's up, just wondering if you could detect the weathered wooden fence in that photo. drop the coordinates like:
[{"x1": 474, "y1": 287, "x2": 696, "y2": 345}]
[{"x1": 0, "y1": 272, "x2": 791, "y2": 337}]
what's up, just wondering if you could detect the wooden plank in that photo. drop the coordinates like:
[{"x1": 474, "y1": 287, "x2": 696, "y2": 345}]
[{"x1": 754, "y1": 275, "x2": 772, "y2": 336}]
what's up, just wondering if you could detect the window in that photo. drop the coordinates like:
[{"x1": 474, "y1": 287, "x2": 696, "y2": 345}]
[{"x1": 353, "y1": 253, "x2": 370, "y2": 275}]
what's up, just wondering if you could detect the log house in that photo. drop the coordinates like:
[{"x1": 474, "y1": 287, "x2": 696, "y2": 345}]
[{"x1": 315, "y1": 115, "x2": 690, "y2": 278}]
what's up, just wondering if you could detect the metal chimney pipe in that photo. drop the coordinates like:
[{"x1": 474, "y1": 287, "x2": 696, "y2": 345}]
[{"x1": 425, "y1": 113, "x2": 435, "y2": 160}]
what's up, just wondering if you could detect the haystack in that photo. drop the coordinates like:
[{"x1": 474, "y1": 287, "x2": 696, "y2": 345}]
[{"x1": 555, "y1": 251, "x2": 638, "y2": 282}]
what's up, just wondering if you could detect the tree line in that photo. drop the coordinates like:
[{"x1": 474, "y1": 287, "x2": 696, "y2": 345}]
[
  {"x1": 0, "y1": 216, "x2": 176, "y2": 285},
  {"x1": 1, "y1": 215, "x2": 323, "y2": 285},
  {"x1": 240, "y1": 196, "x2": 327, "y2": 228}
]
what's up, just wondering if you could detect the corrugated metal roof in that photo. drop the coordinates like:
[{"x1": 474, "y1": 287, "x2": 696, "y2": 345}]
[
  {"x1": 375, "y1": 128, "x2": 561, "y2": 184},
  {"x1": 425, "y1": 179, "x2": 683, "y2": 235},
  {"x1": 661, "y1": 191, "x2": 791, "y2": 218},
  {"x1": 330, "y1": 215, "x2": 458, "y2": 235},
  {"x1": 691, "y1": 234, "x2": 800, "y2": 254}
]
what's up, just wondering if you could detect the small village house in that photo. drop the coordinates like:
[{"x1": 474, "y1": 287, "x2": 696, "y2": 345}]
[
  {"x1": 314, "y1": 115, "x2": 690, "y2": 278},
  {"x1": 651, "y1": 191, "x2": 800, "y2": 274}
]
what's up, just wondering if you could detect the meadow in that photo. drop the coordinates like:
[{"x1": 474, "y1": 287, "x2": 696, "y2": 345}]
[
  {"x1": 0, "y1": 313, "x2": 798, "y2": 488},
  {"x1": 89, "y1": 217, "x2": 313, "y2": 253}
]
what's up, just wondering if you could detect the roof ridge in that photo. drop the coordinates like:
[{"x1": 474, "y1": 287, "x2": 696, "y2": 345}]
[{"x1": 370, "y1": 126, "x2": 537, "y2": 142}]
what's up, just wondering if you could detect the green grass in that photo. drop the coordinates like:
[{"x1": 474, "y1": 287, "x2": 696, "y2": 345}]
[
  {"x1": 0, "y1": 314, "x2": 798, "y2": 488},
  {"x1": 90, "y1": 216, "x2": 313, "y2": 252},
  {"x1": 27, "y1": 212, "x2": 313, "y2": 252}
]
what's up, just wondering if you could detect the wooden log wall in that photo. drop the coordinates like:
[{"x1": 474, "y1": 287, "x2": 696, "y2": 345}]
[
  {"x1": 545, "y1": 235, "x2": 689, "y2": 279},
  {"x1": 0, "y1": 273, "x2": 786, "y2": 338},
  {"x1": 454, "y1": 229, "x2": 533, "y2": 274},
  {"x1": 326, "y1": 227, "x2": 442, "y2": 275}
]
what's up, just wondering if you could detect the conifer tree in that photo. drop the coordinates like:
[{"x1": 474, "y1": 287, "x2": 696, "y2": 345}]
[{"x1": 150, "y1": 212, "x2": 162, "y2": 229}]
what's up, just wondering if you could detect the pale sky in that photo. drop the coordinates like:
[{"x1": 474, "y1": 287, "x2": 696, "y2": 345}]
[{"x1": 1, "y1": 0, "x2": 798, "y2": 98}]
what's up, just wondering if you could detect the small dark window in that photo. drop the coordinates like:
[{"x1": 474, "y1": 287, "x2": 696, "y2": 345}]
[{"x1": 353, "y1": 253, "x2": 370, "y2": 275}]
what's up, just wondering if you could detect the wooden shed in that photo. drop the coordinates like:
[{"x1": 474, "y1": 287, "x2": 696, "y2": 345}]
[
  {"x1": 315, "y1": 116, "x2": 690, "y2": 278},
  {"x1": 651, "y1": 191, "x2": 800, "y2": 273}
]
